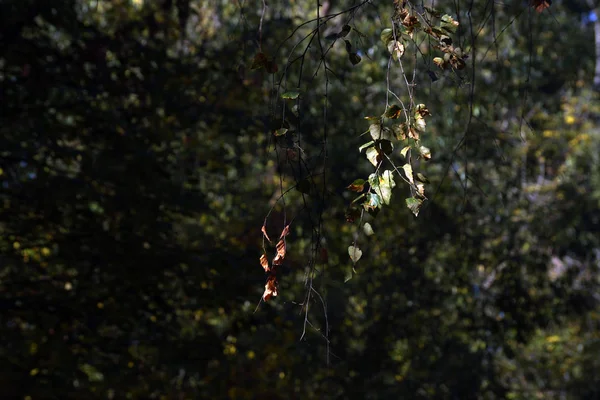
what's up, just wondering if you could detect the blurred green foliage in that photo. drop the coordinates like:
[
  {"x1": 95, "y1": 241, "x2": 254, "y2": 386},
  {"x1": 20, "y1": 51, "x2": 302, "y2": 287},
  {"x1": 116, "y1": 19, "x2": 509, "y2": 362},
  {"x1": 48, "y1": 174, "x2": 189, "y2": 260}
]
[{"x1": 1, "y1": 0, "x2": 600, "y2": 399}]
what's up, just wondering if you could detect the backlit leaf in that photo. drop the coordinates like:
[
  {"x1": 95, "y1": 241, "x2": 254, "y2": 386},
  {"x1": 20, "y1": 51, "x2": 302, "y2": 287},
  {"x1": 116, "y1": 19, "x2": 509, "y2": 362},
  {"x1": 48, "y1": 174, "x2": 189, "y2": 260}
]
[
  {"x1": 261, "y1": 225, "x2": 272, "y2": 242},
  {"x1": 358, "y1": 141, "x2": 375, "y2": 152},
  {"x1": 369, "y1": 124, "x2": 383, "y2": 140},
  {"x1": 405, "y1": 196, "x2": 424, "y2": 216},
  {"x1": 263, "y1": 276, "x2": 278, "y2": 301},
  {"x1": 281, "y1": 91, "x2": 300, "y2": 99},
  {"x1": 348, "y1": 245, "x2": 363, "y2": 263},
  {"x1": 384, "y1": 105, "x2": 402, "y2": 119},
  {"x1": 387, "y1": 40, "x2": 405, "y2": 60},
  {"x1": 366, "y1": 147, "x2": 381, "y2": 166},
  {"x1": 280, "y1": 225, "x2": 290, "y2": 238},
  {"x1": 260, "y1": 253, "x2": 270, "y2": 272},
  {"x1": 400, "y1": 145, "x2": 411, "y2": 158},
  {"x1": 419, "y1": 145, "x2": 432, "y2": 160},
  {"x1": 274, "y1": 128, "x2": 288, "y2": 136},
  {"x1": 402, "y1": 164, "x2": 414, "y2": 185},
  {"x1": 363, "y1": 222, "x2": 374, "y2": 236},
  {"x1": 273, "y1": 239, "x2": 286, "y2": 265},
  {"x1": 375, "y1": 170, "x2": 396, "y2": 205},
  {"x1": 380, "y1": 28, "x2": 393, "y2": 44}
]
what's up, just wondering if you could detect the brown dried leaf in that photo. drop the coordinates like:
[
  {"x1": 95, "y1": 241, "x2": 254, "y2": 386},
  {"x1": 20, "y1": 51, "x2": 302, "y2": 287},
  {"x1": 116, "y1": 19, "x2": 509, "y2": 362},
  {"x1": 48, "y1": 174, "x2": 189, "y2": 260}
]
[
  {"x1": 261, "y1": 225, "x2": 271, "y2": 242},
  {"x1": 263, "y1": 276, "x2": 278, "y2": 301},
  {"x1": 273, "y1": 239, "x2": 286, "y2": 265},
  {"x1": 280, "y1": 225, "x2": 290, "y2": 239},
  {"x1": 531, "y1": 0, "x2": 551, "y2": 12},
  {"x1": 260, "y1": 253, "x2": 270, "y2": 272}
]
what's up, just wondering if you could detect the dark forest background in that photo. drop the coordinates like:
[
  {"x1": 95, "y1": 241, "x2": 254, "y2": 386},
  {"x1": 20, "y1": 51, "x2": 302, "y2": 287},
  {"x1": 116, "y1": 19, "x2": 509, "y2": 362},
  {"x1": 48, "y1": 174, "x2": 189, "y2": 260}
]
[{"x1": 2, "y1": 0, "x2": 600, "y2": 399}]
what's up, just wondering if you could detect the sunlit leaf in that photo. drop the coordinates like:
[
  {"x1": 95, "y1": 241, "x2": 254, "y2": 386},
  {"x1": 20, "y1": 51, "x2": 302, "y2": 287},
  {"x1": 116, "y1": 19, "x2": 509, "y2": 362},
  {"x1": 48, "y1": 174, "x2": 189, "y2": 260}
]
[
  {"x1": 280, "y1": 225, "x2": 290, "y2": 238},
  {"x1": 402, "y1": 164, "x2": 414, "y2": 185},
  {"x1": 263, "y1": 275, "x2": 278, "y2": 301},
  {"x1": 365, "y1": 192, "x2": 382, "y2": 210},
  {"x1": 387, "y1": 40, "x2": 405, "y2": 60},
  {"x1": 419, "y1": 145, "x2": 432, "y2": 160},
  {"x1": 441, "y1": 14, "x2": 459, "y2": 33},
  {"x1": 369, "y1": 123, "x2": 382, "y2": 140},
  {"x1": 375, "y1": 170, "x2": 396, "y2": 205},
  {"x1": 273, "y1": 239, "x2": 286, "y2": 265},
  {"x1": 400, "y1": 145, "x2": 411, "y2": 158},
  {"x1": 363, "y1": 222, "x2": 374, "y2": 236},
  {"x1": 260, "y1": 253, "x2": 270, "y2": 272},
  {"x1": 384, "y1": 105, "x2": 402, "y2": 119},
  {"x1": 415, "y1": 104, "x2": 431, "y2": 117},
  {"x1": 433, "y1": 57, "x2": 446, "y2": 69},
  {"x1": 261, "y1": 225, "x2": 272, "y2": 242},
  {"x1": 393, "y1": 124, "x2": 407, "y2": 140},
  {"x1": 274, "y1": 128, "x2": 288, "y2": 136},
  {"x1": 347, "y1": 179, "x2": 366, "y2": 192},
  {"x1": 348, "y1": 245, "x2": 363, "y2": 263},
  {"x1": 414, "y1": 117, "x2": 426, "y2": 132},
  {"x1": 281, "y1": 90, "x2": 300, "y2": 99},
  {"x1": 406, "y1": 196, "x2": 424, "y2": 216},
  {"x1": 359, "y1": 140, "x2": 375, "y2": 152},
  {"x1": 366, "y1": 147, "x2": 381, "y2": 166},
  {"x1": 380, "y1": 28, "x2": 393, "y2": 44}
]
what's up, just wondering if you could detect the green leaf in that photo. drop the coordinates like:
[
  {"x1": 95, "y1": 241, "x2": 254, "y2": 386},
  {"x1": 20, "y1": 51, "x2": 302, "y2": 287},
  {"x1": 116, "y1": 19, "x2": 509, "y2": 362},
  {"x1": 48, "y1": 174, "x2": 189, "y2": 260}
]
[
  {"x1": 344, "y1": 265, "x2": 356, "y2": 282},
  {"x1": 374, "y1": 170, "x2": 396, "y2": 205},
  {"x1": 349, "y1": 53, "x2": 361, "y2": 65},
  {"x1": 365, "y1": 192, "x2": 382, "y2": 210},
  {"x1": 347, "y1": 179, "x2": 366, "y2": 192},
  {"x1": 380, "y1": 28, "x2": 393, "y2": 44},
  {"x1": 405, "y1": 197, "x2": 424, "y2": 216},
  {"x1": 80, "y1": 363, "x2": 104, "y2": 382},
  {"x1": 366, "y1": 147, "x2": 381, "y2": 166},
  {"x1": 274, "y1": 128, "x2": 288, "y2": 136},
  {"x1": 363, "y1": 222, "x2": 374, "y2": 236},
  {"x1": 384, "y1": 105, "x2": 402, "y2": 119},
  {"x1": 281, "y1": 90, "x2": 300, "y2": 100},
  {"x1": 348, "y1": 245, "x2": 363, "y2": 263},
  {"x1": 416, "y1": 173, "x2": 430, "y2": 184},
  {"x1": 358, "y1": 140, "x2": 375, "y2": 152},
  {"x1": 441, "y1": 14, "x2": 459, "y2": 33}
]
